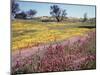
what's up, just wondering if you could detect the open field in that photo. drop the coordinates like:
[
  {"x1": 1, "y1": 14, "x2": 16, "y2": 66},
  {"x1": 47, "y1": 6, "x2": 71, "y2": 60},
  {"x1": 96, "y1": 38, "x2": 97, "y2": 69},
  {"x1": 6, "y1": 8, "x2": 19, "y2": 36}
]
[
  {"x1": 12, "y1": 20, "x2": 96, "y2": 74},
  {"x1": 12, "y1": 20, "x2": 95, "y2": 51},
  {"x1": 11, "y1": 1, "x2": 96, "y2": 74}
]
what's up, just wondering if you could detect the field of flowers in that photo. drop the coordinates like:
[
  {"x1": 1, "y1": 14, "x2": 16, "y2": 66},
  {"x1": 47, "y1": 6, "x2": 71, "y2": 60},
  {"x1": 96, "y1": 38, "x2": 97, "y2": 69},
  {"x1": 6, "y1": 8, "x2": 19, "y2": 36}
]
[
  {"x1": 12, "y1": 20, "x2": 94, "y2": 51},
  {"x1": 12, "y1": 20, "x2": 96, "y2": 75}
]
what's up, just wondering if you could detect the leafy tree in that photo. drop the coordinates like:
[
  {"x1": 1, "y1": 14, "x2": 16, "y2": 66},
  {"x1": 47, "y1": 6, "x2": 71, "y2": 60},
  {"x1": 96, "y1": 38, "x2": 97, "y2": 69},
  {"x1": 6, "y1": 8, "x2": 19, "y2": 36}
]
[
  {"x1": 50, "y1": 5, "x2": 67, "y2": 22},
  {"x1": 27, "y1": 9, "x2": 37, "y2": 18},
  {"x1": 15, "y1": 11, "x2": 27, "y2": 19},
  {"x1": 11, "y1": 0, "x2": 20, "y2": 16},
  {"x1": 83, "y1": 13, "x2": 87, "y2": 22}
]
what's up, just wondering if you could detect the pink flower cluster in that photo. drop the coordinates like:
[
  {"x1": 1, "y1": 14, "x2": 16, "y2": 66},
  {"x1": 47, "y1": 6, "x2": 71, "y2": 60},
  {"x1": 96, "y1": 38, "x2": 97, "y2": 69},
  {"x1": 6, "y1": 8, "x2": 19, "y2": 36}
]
[{"x1": 12, "y1": 30, "x2": 96, "y2": 75}]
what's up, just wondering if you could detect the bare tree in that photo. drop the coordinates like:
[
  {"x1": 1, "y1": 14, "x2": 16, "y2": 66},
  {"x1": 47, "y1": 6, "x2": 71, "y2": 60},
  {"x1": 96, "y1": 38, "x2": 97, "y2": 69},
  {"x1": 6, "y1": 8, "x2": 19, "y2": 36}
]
[
  {"x1": 83, "y1": 13, "x2": 88, "y2": 22},
  {"x1": 61, "y1": 9, "x2": 67, "y2": 21},
  {"x1": 50, "y1": 5, "x2": 67, "y2": 22}
]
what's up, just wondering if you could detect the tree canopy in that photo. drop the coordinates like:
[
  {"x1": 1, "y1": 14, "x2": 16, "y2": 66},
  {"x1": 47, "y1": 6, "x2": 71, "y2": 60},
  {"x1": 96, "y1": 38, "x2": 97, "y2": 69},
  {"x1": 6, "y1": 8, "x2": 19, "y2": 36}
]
[{"x1": 50, "y1": 5, "x2": 67, "y2": 22}]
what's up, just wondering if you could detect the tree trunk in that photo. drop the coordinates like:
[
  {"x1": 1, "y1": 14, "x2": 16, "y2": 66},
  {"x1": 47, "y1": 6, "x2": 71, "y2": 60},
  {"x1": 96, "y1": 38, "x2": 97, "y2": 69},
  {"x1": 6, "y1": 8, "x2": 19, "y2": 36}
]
[{"x1": 56, "y1": 17, "x2": 60, "y2": 22}]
